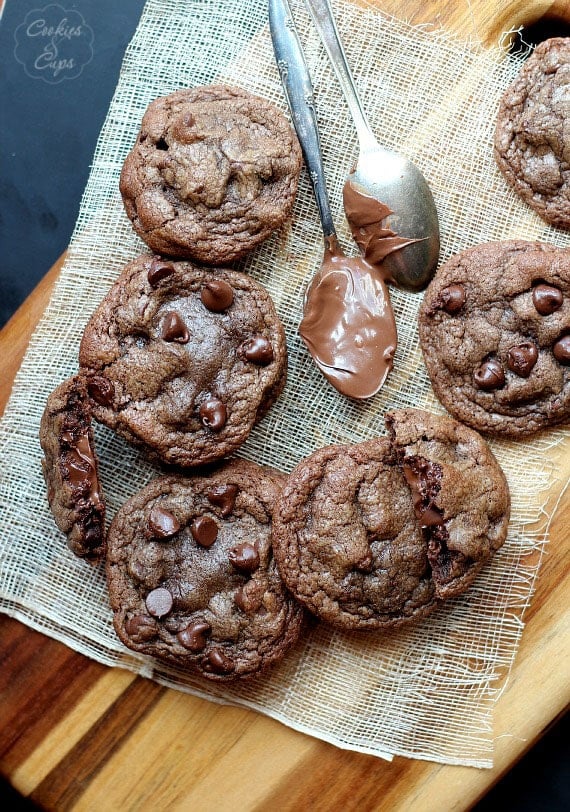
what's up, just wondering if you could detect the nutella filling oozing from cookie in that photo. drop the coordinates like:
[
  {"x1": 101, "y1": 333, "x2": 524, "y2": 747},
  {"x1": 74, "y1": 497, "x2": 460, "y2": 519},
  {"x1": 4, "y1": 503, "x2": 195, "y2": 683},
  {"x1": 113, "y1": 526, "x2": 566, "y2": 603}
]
[
  {"x1": 119, "y1": 85, "x2": 302, "y2": 264},
  {"x1": 79, "y1": 254, "x2": 287, "y2": 467},
  {"x1": 40, "y1": 375, "x2": 106, "y2": 561},
  {"x1": 106, "y1": 460, "x2": 304, "y2": 681},
  {"x1": 272, "y1": 409, "x2": 509, "y2": 630}
]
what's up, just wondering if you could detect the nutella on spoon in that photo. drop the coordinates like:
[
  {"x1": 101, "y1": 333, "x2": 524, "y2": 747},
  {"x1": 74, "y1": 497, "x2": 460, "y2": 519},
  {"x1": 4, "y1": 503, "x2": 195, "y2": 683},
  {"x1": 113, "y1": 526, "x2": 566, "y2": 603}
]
[
  {"x1": 299, "y1": 235, "x2": 396, "y2": 399},
  {"x1": 270, "y1": 0, "x2": 397, "y2": 399},
  {"x1": 343, "y1": 180, "x2": 423, "y2": 280},
  {"x1": 305, "y1": 0, "x2": 439, "y2": 292}
]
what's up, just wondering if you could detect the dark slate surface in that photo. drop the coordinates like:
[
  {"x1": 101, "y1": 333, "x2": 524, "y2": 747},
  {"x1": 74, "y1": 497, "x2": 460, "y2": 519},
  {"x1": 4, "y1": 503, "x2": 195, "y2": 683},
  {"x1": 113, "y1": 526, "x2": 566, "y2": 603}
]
[{"x1": 0, "y1": 0, "x2": 145, "y2": 327}]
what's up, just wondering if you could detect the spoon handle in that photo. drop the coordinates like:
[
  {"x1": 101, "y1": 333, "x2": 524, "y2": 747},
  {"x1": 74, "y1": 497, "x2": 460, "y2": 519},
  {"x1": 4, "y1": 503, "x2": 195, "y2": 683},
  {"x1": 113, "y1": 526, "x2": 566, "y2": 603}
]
[
  {"x1": 303, "y1": 0, "x2": 376, "y2": 150},
  {"x1": 269, "y1": 0, "x2": 336, "y2": 240}
]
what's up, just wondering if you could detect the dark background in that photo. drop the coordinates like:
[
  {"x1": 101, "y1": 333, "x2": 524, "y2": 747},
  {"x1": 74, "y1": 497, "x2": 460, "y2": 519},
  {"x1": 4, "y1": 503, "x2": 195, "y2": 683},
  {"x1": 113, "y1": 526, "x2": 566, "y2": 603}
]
[
  {"x1": 0, "y1": 1, "x2": 568, "y2": 808},
  {"x1": 0, "y1": 0, "x2": 146, "y2": 328}
]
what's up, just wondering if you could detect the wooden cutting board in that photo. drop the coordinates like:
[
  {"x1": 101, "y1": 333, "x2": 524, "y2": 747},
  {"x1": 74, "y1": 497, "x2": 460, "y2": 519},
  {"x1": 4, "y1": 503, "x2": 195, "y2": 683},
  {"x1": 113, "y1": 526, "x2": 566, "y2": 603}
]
[{"x1": 1, "y1": 2, "x2": 569, "y2": 809}]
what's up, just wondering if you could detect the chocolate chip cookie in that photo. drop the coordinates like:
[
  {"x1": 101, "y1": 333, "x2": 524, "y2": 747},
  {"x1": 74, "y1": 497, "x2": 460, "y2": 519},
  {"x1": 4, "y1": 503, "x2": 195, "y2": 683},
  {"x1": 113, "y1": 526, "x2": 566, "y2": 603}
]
[
  {"x1": 79, "y1": 254, "x2": 287, "y2": 467},
  {"x1": 106, "y1": 460, "x2": 305, "y2": 681},
  {"x1": 39, "y1": 375, "x2": 106, "y2": 561},
  {"x1": 419, "y1": 240, "x2": 570, "y2": 436},
  {"x1": 272, "y1": 409, "x2": 509, "y2": 631},
  {"x1": 494, "y1": 38, "x2": 570, "y2": 229},
  {"x1": 120, "y1": 85, "x2": 302, "y2": 264}
]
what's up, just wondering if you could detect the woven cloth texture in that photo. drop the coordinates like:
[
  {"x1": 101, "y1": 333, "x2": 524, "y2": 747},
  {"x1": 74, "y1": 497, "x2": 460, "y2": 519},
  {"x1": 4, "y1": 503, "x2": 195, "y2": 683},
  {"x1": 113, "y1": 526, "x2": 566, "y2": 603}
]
[{"x1": 1, "y1": 0, "x2": 569, "y2": 766}]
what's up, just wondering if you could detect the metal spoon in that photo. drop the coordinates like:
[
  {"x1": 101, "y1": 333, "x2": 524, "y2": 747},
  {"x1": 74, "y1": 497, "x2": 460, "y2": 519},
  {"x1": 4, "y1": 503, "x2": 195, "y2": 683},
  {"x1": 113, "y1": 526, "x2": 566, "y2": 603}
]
[
  {"x1": 304, "y1": 0, "x2": 440, "y2": 292},
  {"x1": 269, "y1": 0, "x2": 398, "y2": 399}
]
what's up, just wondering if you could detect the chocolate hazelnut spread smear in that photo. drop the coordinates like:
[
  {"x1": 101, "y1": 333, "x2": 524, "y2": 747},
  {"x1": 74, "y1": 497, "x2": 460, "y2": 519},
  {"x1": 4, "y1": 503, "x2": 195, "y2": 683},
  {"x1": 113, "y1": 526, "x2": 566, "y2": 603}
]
[
  {"x1": 299, "y1": 236, "x2": 397, "y2": 399},
  {"x1": 343, "y1": 180, "x2": 422, "y2": 280},
  {"x1": 39, "y1": 375, "x2": 106, "y2": 562}
]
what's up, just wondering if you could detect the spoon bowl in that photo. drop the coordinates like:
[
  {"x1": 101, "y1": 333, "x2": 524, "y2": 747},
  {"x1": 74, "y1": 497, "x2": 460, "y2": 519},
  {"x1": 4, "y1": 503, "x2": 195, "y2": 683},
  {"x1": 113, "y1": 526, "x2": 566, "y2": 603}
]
[
  {"x1": 269, "y1": 0, "x2": 398, "y2": 399},
  {"x1": 305, "y1": 0, "x2": 440, "y2": 291}
]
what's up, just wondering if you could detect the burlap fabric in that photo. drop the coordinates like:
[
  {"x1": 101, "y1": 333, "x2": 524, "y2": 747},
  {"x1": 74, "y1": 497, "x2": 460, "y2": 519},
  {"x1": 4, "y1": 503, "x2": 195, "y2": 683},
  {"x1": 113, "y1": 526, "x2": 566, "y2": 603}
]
[{"x1": 1, "y1": 0, "x2": 569, "y2": 766}]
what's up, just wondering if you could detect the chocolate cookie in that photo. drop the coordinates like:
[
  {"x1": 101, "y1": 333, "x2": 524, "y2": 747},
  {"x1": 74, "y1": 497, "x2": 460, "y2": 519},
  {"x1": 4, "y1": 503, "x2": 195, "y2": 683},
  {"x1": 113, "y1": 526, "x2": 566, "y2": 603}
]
[
  {"x1": 120, "y1": 85, "x2": 302, "y2": 263},
  {"x1": 272, "y1": 409, "x2": 509, "y2": 630},
  {"x1": 418, "y1": 240, "x2": 570, "y2": 436},
  {"x1": 79, "y1": 254, "x2": 287, "y2": 467},
  {"x1": 39, "y1": 375, "x2": 106, "y2": 561},
  {"x1": 106, "y1": 460, "x2": 304, "y2": 681},
  {"x1": 494, "y1": 38, "x2": 570, "y2": 228}
]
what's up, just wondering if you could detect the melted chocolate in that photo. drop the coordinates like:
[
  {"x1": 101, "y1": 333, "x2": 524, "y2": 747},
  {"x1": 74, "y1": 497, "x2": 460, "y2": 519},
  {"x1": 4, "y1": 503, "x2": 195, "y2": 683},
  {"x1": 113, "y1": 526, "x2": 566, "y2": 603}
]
[
  {"x1": 553, "y1": 335, "x2": 570, "y2": 363},
  {"x1": 205, "y1": 648, "x2": 235, "y2": 674},
  {"x1": 229, "y1": 541, "x2": 260, "y2": 573},
  {"x1": 148, "y1": 504, "x2": 180, "y2": 539},
  {"x1": 299, "y1": 236, "x2": 397, "y2": 399},
  {"x1": 532, "y1": 283, "x2": 563, "y2": 315},
  {"x1": 241, "y1": 336, "x2": 274, "y2": 365},
  {"x1": 148, "y1": 259, "x2": 175, "y2": 288},
  {"x1": 201, "y1": 280, "x2": 234, "y2": 312},
  {"x1": 342, "y1": 180, "x2": 422, "y2": 281},
  {"x1": 161, "y1": 311, "x2": 189, "y2": 343},
  {"x1": 125, "y1": 614, "x2": 157, "y2": 642},
  {"x1": 401, "y1": 458, "x2": 444, "y2": 529},
  {"x1": 507, "y1": 342, "x2": 538, "y2": 377},
  {"x1": 177, "y1": 620, "x2": 211, "y2": 652},
  {"x1": 206, "y1": 483, "x2": 238, "y2": 517},
  {"x1": 65, "y1": 432, "x2": 102, "y2": 508},
  {"x1": 199, "y1": 398, "x2": 227, "y2": 431},
  {"x1": 191, "y1": 515, "x2": 218, "y2": 547},
  {"x1": 474, "y1": 358, "x2": 505, "y2": 390}
]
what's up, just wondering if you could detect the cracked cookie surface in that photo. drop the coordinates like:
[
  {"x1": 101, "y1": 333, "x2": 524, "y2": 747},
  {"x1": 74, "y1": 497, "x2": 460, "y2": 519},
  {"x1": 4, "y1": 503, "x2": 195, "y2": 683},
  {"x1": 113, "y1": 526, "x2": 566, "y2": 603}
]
[
  {"x1": 40, "y1": 375, "x2": 106, "y2": 561},
  {"x1": 494, "y1": 38, "x2": 570, "y2": 228},
  {"x1": 79, "y1": 253, "x2": 287, "y2": 467},
  {"x1": 106, "y1": 460, "x2": 305, "y2": 681},
  {"x1": 120, "y1": 84, "x2": 302, "y2": 263},
  {"x1": 271, "y1": 409, "x2": 509, "y2": 631},
  {"x1": 419, "y1": 240, "x2": 570, "y2": 436}
]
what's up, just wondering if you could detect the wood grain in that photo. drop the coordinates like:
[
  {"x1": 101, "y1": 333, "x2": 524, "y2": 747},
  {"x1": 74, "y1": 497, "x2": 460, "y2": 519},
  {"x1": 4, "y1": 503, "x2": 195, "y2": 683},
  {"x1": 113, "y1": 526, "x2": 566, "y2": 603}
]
[{"x1": 1, "y1": 1, "x2": 569, "y2": 810}]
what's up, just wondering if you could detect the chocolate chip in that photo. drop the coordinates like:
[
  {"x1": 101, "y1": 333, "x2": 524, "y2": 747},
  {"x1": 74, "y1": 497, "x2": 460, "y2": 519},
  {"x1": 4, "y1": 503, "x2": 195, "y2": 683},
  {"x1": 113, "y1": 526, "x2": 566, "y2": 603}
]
[
  {"x1": 191, "y1": 515, "x2": 218, "y2": 547},
  {"x1": 241, "y1": 335, "x2": 274, "y2": 365},
  {"x1": 206, "y1": 483, "x2": 238, "y2": 517},
  {"x1": 148, "y1": 504, "x2": 180, "y2": 539},
  {"x1": 145, "y1": 587, "x2": 173, "y2": 618},
  {"x1": 234, "y1": 582, "x2": 263, "y2": 613},
  {"x1": 125, "y1": 614, "x2": 157, "y2": 642},
  {"x1": 148, "y1": 259, "x2": 175, "y2": 287},
  {"x1": 440, "y1": 284, "x2": 466, "y2": 314},
  {"x1": 507, "y1": 342, "x2": 538, "y2": 377},
  {"x1": 200, "y1": 280, "x2": 234, "y2": 312},
  {"x1": 177, "y1": 620, "x2": 211, "y2": 652},
  {"x1": 161, "y1": 311, "x2": 189, "y2": 343},
  {"x1": 199, "y1": 398, "x2": 227, "y2": 431},
  {"x1": 553, "y1": 335, "x2": 570, "y2": 364},
  {"x1": 473, "y1": 359, "x2": 505, "y2": 390},
  {"x1": 87, "y1": 375, "x2": 114, "y2": 407},
  {"x1": 206, "y1": 648, "x2": 235, "y2": 674},
  {"x1": 229, "y1": 541, "x2": 259, "y2": 573},
  {"x1": 234, "y1": 587, "x2": 248, "y2": 612},
  {"x1": 173, "y1": 114, "x2": 199, "y2": 144},
  {"x1": 532, "y1": 284, "x2": 563, "y2": 315},
  {"x1": 84, "y1": 522, "x2": 102, "y2": 544}
]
